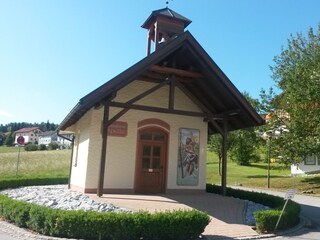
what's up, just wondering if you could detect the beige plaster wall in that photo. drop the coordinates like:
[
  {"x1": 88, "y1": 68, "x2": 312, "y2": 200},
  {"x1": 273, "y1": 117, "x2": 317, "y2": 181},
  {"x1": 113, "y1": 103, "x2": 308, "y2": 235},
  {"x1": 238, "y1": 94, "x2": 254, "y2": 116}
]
[
  {"x1": 115, "y1": 80, "x2": 202, "y2": 113},
  {"x1": 102, "y1": 110, "x2": 207, "y2": 191},
  {"x1": 69, "y1": 109, "x2": 92, "y2": 189},
  {"x1": 70, "y1": 79, "x2": 208, "y2": 192},
  {"x1": 85, "y1": 108, "x2": 104, "y2": 187}
]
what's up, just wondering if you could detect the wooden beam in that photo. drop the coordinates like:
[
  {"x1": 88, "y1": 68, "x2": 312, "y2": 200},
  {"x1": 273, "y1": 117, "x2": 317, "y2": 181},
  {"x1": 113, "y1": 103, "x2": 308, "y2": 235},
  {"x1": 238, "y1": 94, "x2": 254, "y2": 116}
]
[
  {"x1": 97, "y1": 100, "x2": 110, "y2": 197},
  {"x1": 68, "y1": 135, "x2": 75, "y2": 189},
  {"x1": 221, "y1": 119, "x2": 228, "y2": 196},
  {"x1": 214, "y1": 109, "x2": 241, "y2": 119},
  {"x1": 140, "y1": 71, "x2": 194, "y2": 84},
  {"x1": 137, "y1": 73, "x2": 167, "y2": 83},
  {"x1": 195, "y1": 77, "x2": 227, "y2": 108},
  {"x1": 125, "y1": 78, "x2": 170, "y2": 105},
  {"x1": 154, "y1": 22, "x2": 158, "y2": 50},
  {"x1": 150, "y1": 65, "x2": 203, "y2": 79},
  {"x1": 109, "y1": 101, "x2": 206, "y2": 118},
  {"x1": 175, "y1": 81, "x2": 224, "y2": 135},
  {"x1": 146, "y1": 29, "x2": 151, "y2": 56},
  {"x1": 107, "y1": 78, "x2": 171, "y2": 127}
]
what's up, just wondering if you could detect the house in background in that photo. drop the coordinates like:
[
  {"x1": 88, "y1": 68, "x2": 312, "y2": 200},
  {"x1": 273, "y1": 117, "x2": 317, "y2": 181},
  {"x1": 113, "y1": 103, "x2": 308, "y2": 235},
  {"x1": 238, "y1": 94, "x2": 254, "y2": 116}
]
[
  {"x1": 14, "y1": 127, "x2": 43, "y2": 145},
  {"x1": 291, "y1": 155, "x2": 320, "y2": 175},
  {"x1": 57, "y1": 132, "x2": 73, "y2": 147},
  {"x1": 39, "y1": 131, "x2": 72, "y2": 148},
  {"x1": 38, "y1": 131, "x2": 57, "y2": 146},
  {"x1": 58, "y1": 8, "x2": 264, "y2": 196}
]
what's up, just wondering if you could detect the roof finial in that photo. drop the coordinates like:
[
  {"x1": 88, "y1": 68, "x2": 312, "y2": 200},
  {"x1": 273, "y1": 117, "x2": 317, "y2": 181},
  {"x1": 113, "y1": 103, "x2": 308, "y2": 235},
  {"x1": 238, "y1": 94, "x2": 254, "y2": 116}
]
[{"x1": 165, "y1": 0, "x2": 172, "y2": 7}]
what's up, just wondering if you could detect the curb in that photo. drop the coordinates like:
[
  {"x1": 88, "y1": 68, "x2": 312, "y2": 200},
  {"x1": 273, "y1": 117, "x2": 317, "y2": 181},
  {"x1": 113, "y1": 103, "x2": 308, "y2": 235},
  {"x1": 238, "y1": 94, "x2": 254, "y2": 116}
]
[
  {"x1": 275, "y1": 216, "x2": 309, "y2": 236},
  {"x1": 232, "y1": 216, "x2": 307, "y2": 240}
]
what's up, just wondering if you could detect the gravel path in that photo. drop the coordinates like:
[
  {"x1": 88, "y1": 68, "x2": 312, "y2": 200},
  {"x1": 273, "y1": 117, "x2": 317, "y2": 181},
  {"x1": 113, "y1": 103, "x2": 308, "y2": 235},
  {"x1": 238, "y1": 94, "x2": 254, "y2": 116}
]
[{"x1": 0, "y1": 185, "x2": 131, "y2": 213}]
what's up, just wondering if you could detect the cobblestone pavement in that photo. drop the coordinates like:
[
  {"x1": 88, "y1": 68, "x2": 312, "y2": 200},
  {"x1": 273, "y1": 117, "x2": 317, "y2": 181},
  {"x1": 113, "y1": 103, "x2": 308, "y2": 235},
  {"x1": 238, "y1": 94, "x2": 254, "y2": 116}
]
[{"x1": 0, "y1": 219, "x2": 75, "y2": 240}]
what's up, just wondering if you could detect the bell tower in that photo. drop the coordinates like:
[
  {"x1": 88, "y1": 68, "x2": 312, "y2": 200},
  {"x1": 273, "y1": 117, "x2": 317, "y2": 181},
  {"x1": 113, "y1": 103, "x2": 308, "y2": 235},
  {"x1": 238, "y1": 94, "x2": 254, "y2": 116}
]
[{"x1": 141, "y1": 8, "x2": 191, "y2": 55}]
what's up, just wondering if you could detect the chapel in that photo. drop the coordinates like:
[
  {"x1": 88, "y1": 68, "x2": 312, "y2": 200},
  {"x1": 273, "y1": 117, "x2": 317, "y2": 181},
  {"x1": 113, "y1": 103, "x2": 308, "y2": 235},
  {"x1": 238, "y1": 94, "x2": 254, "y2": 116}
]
[{"x1": 58, "y1": 8, "x2": 264, "y2": 196}]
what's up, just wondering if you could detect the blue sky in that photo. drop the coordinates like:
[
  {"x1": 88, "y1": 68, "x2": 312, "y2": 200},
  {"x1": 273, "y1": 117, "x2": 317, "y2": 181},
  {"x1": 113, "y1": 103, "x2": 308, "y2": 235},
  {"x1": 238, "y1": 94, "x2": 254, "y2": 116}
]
[{"x1": 0, "y1": 0, "x2": 319, "y2": 125}]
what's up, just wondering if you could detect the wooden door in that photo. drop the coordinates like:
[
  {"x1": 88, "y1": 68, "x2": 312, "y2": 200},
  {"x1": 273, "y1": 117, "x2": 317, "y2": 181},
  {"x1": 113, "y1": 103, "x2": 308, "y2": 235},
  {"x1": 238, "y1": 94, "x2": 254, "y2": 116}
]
[{"x1": 135, "y1": 128, "x2": 167, "y2": 193}]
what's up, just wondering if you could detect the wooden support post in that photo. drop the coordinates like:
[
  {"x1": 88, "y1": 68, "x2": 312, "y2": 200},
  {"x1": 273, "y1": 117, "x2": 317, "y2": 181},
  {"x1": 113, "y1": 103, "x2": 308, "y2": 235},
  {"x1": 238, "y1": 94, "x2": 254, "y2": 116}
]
[
  {"x1": 97, "y1": 100, "x2": 110, "y2": 197},
  {"x1": 154, "y1": 22, "x2": 158, "y2": 50},
  {"x1": 146, "y1": 29, "x2": 151, "y2": 56},
  {"x1": 221, "y1": 119, "x2": 228, "y2": 196},
  {"x1": 68, "y1": 135, "x2": 75, "y2": 189}
]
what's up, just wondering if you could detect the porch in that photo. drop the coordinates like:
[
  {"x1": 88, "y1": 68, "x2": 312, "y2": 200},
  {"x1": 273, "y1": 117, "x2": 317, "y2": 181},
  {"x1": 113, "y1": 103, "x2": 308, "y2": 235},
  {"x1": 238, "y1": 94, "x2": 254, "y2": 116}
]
[{"x1": 87, "y1": 191, "x2": 259, "y2": 239}]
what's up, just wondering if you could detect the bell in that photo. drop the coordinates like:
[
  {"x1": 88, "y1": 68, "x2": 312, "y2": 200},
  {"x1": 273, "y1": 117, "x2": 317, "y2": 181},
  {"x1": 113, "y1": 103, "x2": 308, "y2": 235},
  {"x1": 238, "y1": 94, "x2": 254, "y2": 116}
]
[{"x1": 158, "y1": 32, "x2": 169, "y2": 44}]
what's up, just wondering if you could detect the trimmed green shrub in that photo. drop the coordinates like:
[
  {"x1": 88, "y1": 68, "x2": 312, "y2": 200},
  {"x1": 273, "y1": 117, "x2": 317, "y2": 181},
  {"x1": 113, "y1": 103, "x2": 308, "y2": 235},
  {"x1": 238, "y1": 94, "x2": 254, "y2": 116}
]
[
  {"x1": 206, "y1": 184, "x2": 284, "y2": 208},
  {"x1": 140, "y1": 210, "x2": 209, "y2": 240},
  {"x1": 24, "y1": 144, "x2": 38, "y2": 151},
  {"x1": 48, "y1": 142, "x2": 59, "y2": 150},
  {"x1": 206, "y1": 184, "x2": 300, "y2": 233},
  {"x1": 0, "y1": 177, "x2": 68, "y2": 191},
  {"x1": 0, "y1": 194, "x2": 209, "y2": 240},
  {"x1": 254, "y1": 200, "x2": 301, "y2": 232},
  {"x1": 254, "y1": 209, "x2": 280, "y2": 232},
  {"x1": 0, "y1": 177, "x2": 210, "y2": 240},
  {"x1": 38, "y1": 144, "x2": 47, "y2": 150},
  {"x1": 0, "y1": 194, "x2": 31, "y2": 227}
]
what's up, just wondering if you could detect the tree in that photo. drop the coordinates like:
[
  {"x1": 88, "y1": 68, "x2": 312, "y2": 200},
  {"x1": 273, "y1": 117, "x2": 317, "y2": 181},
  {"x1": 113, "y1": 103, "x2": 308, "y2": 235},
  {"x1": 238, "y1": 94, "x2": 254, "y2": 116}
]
[
  {"x1": 208, "y1": 133, "x2": 234, "y2": 175},
  {"x1": 0, "y1": 133, "x2": 5, "y2": 146},
  {"x1": 0, "y1": 124, "x2": 7, "y2": 132},
  {"x1": 229, "y1": 128, "x2": 260, "y2": 165},
  {"x1": 228, "y1": 92, "x2": 262, "y2": 165},
  {"x1": 208, "y1": 92, "x2": 262, "y2": 166},
  {"x1": 3, "y1": 131, "x2": 14, "y2": 146},
  {"x1": 269, "y1": 24, "x2": 320, "y2": 164},
  {"x1": 48, "y1": 142, "x2": 59, "y2": 150},
  {"x1": 46, "y1": 120, "x2": 50, "y2": 131}
]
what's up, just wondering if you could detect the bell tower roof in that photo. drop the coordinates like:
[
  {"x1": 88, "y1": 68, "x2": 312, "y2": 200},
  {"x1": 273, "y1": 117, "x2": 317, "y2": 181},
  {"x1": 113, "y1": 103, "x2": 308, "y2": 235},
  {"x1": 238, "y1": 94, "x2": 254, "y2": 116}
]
[
  {"x1": 141, "y1": 7, "x2": 192, "y2": 29},
  {"x1": 142, "y1": 7, "x2": 192, "y2": 55}
]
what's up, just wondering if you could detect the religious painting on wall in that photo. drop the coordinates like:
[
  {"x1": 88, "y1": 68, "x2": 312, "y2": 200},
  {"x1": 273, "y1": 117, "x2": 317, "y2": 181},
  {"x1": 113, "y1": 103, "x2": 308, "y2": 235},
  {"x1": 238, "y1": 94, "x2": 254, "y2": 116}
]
[{"x1": 177, "y1": 128, "x2": 199, "y2": 186}]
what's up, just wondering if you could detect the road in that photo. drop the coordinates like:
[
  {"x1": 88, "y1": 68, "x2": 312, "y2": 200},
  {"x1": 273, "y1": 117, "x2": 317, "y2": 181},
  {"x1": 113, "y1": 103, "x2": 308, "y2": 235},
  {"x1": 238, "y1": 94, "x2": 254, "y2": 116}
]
[
  {"x1": 271, "y1": 191, "x2": 320, "y2": 240},
  {"x1": 234, "y1": 187, "x2": 320, "y2": 240}
]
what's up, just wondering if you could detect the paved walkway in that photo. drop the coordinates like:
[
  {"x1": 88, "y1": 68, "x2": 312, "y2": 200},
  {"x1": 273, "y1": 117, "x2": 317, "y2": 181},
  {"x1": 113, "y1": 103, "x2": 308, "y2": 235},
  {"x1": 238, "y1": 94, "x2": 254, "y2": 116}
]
[
  {"x1": 89, "y1": 192, "x2": 259, "y2": 239},
  {"x1": 0, "y1": 192, "x2": 259, "y2": 239}
]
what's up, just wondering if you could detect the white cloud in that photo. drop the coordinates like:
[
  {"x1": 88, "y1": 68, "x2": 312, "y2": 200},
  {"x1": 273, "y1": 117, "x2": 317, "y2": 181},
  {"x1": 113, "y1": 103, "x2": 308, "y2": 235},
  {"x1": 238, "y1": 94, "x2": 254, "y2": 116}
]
[{"x1": 0, "y1": 109, "x2": 14, "y2": 118}]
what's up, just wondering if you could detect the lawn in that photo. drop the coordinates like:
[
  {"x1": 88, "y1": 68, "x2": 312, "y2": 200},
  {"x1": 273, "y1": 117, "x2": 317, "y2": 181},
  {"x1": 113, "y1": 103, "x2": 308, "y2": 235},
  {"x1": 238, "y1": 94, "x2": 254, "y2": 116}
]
[
  {"x1": 0, "y1": 146, "x2": 70, "y2": 179},
  {"x1": 0, "y1": 146, "x2": 319, "y2": 196},
  {"x1": 0, "y1": 146, "x2": 25, "y2": 153},
  {"x1": 206, "y1": 150, "x2": 320, "y2": 196}
]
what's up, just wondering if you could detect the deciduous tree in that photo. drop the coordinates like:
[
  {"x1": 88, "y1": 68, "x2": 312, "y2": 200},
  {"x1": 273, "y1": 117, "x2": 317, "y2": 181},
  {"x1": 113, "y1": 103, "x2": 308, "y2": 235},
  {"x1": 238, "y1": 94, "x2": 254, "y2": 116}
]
[
  {"x1": 209, "y1": 92, "x2": 261, "y2": 166},
  {"x1": 269, "y1": 24, "x2": 320, "y2": 164}
]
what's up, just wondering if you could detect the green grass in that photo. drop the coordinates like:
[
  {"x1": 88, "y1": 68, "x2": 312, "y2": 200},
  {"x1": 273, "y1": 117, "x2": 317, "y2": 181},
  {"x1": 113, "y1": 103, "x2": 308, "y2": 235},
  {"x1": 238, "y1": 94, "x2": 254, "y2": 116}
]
[
  {"x1": 0, "y1": 146, "x2": 70, "y2": 179},
  {"x1": 207, "y1": 150, "x2": 320, "y2": 196},
  {"x1": 0, "y1": 146, "x2": 25, "y2": 153},
  {"x1": 1, "y1": 146, "x2": 319, "y2": 196}
]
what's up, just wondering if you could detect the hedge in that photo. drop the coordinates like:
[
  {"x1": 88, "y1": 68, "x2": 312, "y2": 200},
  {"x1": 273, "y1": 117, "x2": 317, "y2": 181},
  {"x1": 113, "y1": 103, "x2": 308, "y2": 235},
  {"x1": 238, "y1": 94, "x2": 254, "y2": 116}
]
[
  {"x1": 206, "y1": 184, "x2": 300, "y2": 233},
  {"x1": 0, "y1": 177, "x2": 69, "y2": 191},
  {"x1": 0, "y1": 178, "x2": 210, "y2": 240},
  {"x1": 24, "y1": 144, "x2": 39, "y2": 151}
]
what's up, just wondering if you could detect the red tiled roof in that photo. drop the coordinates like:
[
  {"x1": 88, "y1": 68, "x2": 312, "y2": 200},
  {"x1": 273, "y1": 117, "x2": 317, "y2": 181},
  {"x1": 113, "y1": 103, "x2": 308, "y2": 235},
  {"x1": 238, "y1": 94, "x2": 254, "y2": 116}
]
[{"x1": 15, "y1": 127, "x2": 40, "y2": 133}]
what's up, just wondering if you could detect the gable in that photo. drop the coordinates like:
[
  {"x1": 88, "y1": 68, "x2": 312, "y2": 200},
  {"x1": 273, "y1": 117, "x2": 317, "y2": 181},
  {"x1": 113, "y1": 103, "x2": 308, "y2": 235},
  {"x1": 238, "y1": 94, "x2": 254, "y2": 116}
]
[
  {"x1": 59, "y1": 31, "x2": 264, "y2": 134},
  {"x1": 114, "y1": 80, "x2": 202, "y2": 113}
]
